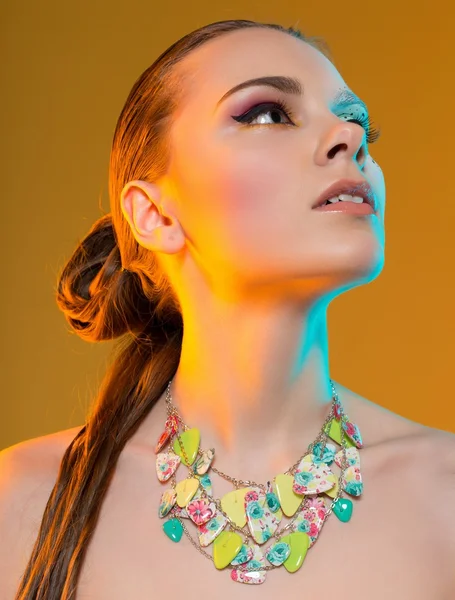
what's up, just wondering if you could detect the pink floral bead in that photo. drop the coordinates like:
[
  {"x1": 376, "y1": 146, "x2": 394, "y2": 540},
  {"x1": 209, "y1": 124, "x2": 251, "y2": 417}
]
[{"x1": 186, "y1": 499, "x2": 213, "y2": 525}]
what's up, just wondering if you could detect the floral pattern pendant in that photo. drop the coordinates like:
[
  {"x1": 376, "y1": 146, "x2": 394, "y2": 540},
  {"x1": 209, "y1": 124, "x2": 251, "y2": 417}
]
[
  {"x1": 265, "y1": 481, "x2": 282, "y2": 514},
  {"x1": 231, "y1": 544, "x2": 267, "y2": 584},
  {"x1": 155, "y1": 452, "x2": 181, "y2": 482},
  {"x1": 194, "y1": 448, "x2": 215, "y2": 475},
  {"x1": 335, "y1": 446, "x2": 360, "y2": 468},
  {"x1": 186, "y1": 496, "x2": 216, "y2": 526},
  {"x1": 312, "y1": 441, "x2": 337, "y2": 465},
  {"x1": 334, "y1": 397, "x2": 342, "y2": 420},
  {"x1": 197, "y1": 473, "x2": 213, "y2": 496},
  {"x1": 342, "y1": 418, "x2": 363, "y2": 448},
  {"x1": 265, "y1": 541, "x2": 291, "y2": 566},
  {"x1": 245, "y1": 487, "x2": 281, "y2": 545},
  {"x1": 334, "y1": 447, "x2": 363, "y2": 496},
  {"x1": 293, "y1": 455, "x2": 337, "y2": 495},
  {"x1": 158, "y1": 488, "x2": 177, "y2": 518},
  {"x1": 154, "y1": 415, "x2": 179, "y2": 454},
  {"x1": 198, "y1": 512, "x2": 228, "y2": 547},
  {"x1": 292, "y1": 496, "x2": 327, "y2": 546},
  {"x1": 231, "y1": 544, "x2": 254, "y2": 566},
  {"x1": 154, "y1": 429, "x2": 171, "y2": 455}
]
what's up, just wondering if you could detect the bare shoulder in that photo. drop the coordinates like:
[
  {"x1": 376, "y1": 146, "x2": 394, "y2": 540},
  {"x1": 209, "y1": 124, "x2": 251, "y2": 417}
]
[
  {"x1": 406, "y1": 425, "x2": 455, "y2": 592},
  {"x1": 403, "y1": 424, "x2": 455, "y2": 490},
  {"x1": 0, "y1": 424, "x2": 85, "y2": 493},
  {"x1": 337, "y1": 380, "x2": 453, "y2": 446},
  {"x1": 415, "y1": 425, "x2": 455, "y2": 496},
  {"x1": 0, "y1": 424, "x2": 85, "y2": 492},
  {"x1": 343, "y1": 383, "x2": 455, "y2": 582},
  {"x1": 0, "y1": 424, "x2": 85, "y2": 507},
  {"x1": 0, "y1": 425, "x2": 84, "y2": 598},
  {"x1": 342, "y1": 381, "x2": 455, "y2": 468}
]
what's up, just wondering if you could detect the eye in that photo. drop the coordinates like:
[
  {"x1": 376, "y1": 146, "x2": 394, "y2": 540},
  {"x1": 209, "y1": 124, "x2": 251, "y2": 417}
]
[
  {"x1": 231, "y1": 100, "x2": 295, "y2": 126},
  {"x1": 337, "y1": 105, "x2": 381, "y2": 144}
]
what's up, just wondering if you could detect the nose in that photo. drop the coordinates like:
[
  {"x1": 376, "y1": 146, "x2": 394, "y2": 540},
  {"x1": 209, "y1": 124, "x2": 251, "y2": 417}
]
[{"x1": 315, "y1": 119, "x2": 368, "y2": 169}]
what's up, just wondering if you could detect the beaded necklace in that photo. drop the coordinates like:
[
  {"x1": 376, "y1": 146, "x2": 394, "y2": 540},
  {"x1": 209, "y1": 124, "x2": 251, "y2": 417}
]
[{"x1": 155, "y1": 379, "x2": 363, "y2": 585}]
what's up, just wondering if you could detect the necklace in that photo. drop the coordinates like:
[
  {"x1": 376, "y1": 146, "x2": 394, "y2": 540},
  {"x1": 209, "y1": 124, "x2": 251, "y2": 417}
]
[{"x1": 155, "y1": 379, "x2": 363, "y2": 585}]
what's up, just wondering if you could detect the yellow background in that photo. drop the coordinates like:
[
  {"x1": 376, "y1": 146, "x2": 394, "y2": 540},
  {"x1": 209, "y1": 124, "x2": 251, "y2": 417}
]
[{"x1": 2, "y1": 1, "x2": 454, "y2": 450}]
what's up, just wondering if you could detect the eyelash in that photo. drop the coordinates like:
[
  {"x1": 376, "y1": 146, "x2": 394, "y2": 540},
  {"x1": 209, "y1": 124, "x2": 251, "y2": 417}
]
[
  {"x1": 232, "y1": 99, "x2": 295, "y2": 127},
  {"x1": 232, "y1": 100, "x2": 381, "y2": 144}
]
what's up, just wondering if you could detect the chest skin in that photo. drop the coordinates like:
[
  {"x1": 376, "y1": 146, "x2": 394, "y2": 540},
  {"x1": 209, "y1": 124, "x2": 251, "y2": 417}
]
[{"x1": 75, "y1": 437, "x2": 454, "y2": 600}]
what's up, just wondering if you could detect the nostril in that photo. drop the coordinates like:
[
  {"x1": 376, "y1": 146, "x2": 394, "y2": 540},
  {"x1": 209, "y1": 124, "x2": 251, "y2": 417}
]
[
  {"x1": 356, "y1": 145, "x2": 367, "y2": 167},
  {"x1": 327, "y1": 142, "x2": 348, "y2": 159}
]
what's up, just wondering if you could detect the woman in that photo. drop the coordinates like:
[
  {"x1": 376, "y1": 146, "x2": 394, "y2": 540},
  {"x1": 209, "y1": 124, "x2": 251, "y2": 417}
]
[{"x1": 2, "y1": 18, "x2": 454, "y2": 600}]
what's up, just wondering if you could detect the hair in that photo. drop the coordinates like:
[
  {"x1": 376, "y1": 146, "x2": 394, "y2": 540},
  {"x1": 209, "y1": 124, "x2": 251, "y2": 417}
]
[{"x1": 14, "y1": 19, "x2": 330, "y2": 599}]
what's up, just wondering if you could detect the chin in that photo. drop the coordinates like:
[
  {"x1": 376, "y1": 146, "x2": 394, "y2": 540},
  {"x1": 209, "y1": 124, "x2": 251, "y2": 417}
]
[{"x1": 328, "y1": 239, "x2": 385, "y2": 285}]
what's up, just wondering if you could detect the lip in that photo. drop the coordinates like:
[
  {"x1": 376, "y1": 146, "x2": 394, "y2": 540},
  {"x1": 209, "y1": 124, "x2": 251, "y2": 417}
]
[{"x1": 312, "y1": 178, "x2": 377, "y2": 212}]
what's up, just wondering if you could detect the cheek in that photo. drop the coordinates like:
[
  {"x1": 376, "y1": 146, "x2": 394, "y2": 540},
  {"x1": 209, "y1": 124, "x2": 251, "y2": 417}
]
[
  {"x1": 175, "y1": 137, "x2": 299, "y2": 263},
  {"x1": 215, "y1": 147, "x2": 289, "y2": 221}
]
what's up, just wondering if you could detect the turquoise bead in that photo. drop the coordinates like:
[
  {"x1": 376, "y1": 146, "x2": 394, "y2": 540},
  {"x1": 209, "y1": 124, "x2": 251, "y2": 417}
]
[
  {"x1": 333, "y1": 497, "x2": 353, "y2": 522},
  {"x1": 163, "y1": 518, "x2": 183, "y2": 542}
]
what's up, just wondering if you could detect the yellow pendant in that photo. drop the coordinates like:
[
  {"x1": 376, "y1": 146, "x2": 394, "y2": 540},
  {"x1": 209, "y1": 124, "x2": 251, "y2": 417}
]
[
  {"x1": 325, "y1": 420, "x2": 355, "y2": 448},
  {"x1": 213, "y1": 530, "x2": 243, "y2": 569},
  {"x1": 175, "y1": 477, "x2": 199, "y2": 507},
  {"x1": 220, "y1": 488, "x2": 251, "y2": 528},
  {"x1": 273, "y1": 474, "x2": 302, "y2": 517},
  {"x1": 173, "y1": 428, "x2": 201, "y2": 466},
  {"x1": 280, "y1": 532, "x2": 310, "y2": 573}
]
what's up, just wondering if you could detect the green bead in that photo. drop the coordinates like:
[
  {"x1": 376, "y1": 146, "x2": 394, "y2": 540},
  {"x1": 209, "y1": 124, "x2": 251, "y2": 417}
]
[
  {"x1": 163, "y1": 518, "x2": 183, "y2": 542},
  {"x1": 333, "y1": 497, "x2": 353, "y2": 522}
]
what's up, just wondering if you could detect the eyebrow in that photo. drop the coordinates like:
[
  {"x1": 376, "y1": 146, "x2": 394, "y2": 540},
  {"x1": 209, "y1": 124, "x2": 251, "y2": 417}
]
[
  {"x1": 215, "y1": 75, "x2": 368, "y2": 113},
  {"x1": 216, "y1": 75, "x2": 302, "y2": 107}
]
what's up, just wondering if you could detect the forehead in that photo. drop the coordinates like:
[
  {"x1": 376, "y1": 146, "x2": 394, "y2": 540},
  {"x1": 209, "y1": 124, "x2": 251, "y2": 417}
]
[{"x1": 172, "y1": 27, "x2": 346, "y2": 111}]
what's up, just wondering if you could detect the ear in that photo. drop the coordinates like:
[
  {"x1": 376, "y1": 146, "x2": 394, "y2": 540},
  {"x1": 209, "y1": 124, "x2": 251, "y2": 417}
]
[{"x1": 120, "y1": 179, "x2": 185, "y2": 254}]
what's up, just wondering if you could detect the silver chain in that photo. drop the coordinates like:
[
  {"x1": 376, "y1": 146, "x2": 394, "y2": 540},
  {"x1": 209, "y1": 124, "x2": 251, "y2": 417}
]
[{"x1": 164, "y1": 378, "x2": 350, "y2": 572}]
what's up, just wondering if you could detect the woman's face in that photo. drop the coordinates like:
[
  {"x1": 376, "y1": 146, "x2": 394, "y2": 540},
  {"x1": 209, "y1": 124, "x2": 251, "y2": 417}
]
[{"x1": 164, "y1": 27, "x2": 385, "y2": 297}]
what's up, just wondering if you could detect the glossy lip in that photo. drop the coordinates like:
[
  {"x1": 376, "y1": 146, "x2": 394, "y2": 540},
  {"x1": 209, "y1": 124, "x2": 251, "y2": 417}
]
[{"x1": 312, "y1": 178, "x2": 377, "y2": 212}]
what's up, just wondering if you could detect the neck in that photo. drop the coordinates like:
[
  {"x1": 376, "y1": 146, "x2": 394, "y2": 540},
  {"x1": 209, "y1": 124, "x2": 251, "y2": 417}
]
[{"x1": 167, "y1": 298, "x2": 335, "y2": 482}]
